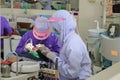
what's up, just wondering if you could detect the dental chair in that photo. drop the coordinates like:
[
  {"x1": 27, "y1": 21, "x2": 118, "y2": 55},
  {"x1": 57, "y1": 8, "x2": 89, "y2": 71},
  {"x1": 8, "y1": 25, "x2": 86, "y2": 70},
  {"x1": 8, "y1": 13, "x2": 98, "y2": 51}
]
[{"x1": 100, "y1": 34, "x2": 120, "y2": 65}]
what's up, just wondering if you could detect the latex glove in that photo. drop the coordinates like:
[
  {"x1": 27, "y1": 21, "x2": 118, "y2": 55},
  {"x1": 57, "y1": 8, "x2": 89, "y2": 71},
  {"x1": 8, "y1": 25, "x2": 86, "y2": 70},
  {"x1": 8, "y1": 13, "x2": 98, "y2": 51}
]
[
  {"x1": 25, "y1": 43, "x2": 34, "y2": 51},
  {"x1": 45, "y1": 52, "x2": 57, "y2": 61},
  {"x1": 36, "y1": 44, "x2": 57, "y2": 60},
  {"x1": 36, "y1": 44, "x2": 49, "y2": 53},
  {"x1": 36, "y1": 44, "x2": 48, "y2": 52},
  {"x1": 36, "y1": 44, "x2": 45, "y2": 51}
]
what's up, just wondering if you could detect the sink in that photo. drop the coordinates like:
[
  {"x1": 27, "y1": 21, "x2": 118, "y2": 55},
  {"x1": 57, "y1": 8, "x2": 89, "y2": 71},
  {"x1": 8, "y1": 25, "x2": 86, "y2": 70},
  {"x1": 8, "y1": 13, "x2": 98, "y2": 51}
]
[
  {"x1": 88, "y1": 28, "x2": 106, "y2": 37},
  {"x1": 11, "y1": 61, "x2": 40, "y2": 73}
]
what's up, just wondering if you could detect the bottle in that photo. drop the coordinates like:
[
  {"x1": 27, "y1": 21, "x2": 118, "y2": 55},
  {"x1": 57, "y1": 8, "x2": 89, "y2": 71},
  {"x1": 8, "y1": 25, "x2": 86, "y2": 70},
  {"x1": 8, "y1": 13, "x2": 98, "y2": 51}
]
[{"x1": 1, "y1": 61, "x2": 11, "y2": 78}]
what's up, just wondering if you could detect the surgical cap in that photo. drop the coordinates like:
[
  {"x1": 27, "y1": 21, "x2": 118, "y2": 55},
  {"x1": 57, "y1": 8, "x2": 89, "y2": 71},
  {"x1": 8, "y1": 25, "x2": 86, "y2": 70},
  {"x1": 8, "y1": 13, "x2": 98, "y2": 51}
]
[{"x1": 33, "y1": 16, "x2": 50, "y2": 40}]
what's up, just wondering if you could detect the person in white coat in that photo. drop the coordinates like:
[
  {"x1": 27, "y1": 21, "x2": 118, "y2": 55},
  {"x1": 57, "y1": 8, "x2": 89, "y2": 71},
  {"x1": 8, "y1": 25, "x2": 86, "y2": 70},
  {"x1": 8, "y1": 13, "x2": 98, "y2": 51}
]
[{"x1": 38, "y1": 10, "x2": 92, "y2": 80}]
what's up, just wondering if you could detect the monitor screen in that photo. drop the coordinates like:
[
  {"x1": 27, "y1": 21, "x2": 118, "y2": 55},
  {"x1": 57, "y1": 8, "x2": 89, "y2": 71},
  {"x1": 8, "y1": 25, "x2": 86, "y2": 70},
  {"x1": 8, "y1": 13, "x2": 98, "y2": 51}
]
[
  {"x1": 113, "y1": 4, "x2": 120, "y2": 13},
  {"x1": 112, "y1": 0, "x2": 120, "y2": 13}
]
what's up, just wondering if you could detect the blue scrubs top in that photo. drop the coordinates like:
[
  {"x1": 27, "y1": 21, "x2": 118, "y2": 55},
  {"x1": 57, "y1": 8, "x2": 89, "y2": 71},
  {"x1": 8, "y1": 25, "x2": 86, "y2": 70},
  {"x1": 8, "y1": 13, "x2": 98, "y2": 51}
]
[
  {"x1": 0, "y1": 16, "x2": 12, "y2": 49},
  {"x1": 15, "y1": 30, "x2": 61, "y2": 61}
]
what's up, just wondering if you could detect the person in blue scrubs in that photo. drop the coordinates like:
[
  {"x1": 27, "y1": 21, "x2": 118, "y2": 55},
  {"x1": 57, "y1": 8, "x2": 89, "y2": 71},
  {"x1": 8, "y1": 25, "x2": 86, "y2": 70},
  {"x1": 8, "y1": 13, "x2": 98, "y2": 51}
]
[
  {"x1": 0, "y1": 16, "x2": 12, "y2": 59},
  {"x1": 6, "y1": 16, "x2": 61, "y2": 62},
  {"x1": 39, "y1": 10, "x2": 92, "y2": 80}
]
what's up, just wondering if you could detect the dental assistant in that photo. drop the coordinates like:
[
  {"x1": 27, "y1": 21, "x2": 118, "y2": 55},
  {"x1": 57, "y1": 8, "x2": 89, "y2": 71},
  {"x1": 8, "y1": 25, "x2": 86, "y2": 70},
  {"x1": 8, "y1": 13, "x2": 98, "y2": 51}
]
[{"x1": 39, "y1": 10, "x2": 92, "y2": 80}]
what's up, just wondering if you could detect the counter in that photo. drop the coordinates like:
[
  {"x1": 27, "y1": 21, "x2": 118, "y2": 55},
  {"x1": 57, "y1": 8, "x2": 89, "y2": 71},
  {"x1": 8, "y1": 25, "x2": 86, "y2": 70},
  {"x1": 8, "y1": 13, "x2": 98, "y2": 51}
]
[
  {"x1": 87, "y1": 62, "x2": 120, "y2": 80},
  {"x1": 1, "y1": 72, "x2": 38, "y2": 80}
]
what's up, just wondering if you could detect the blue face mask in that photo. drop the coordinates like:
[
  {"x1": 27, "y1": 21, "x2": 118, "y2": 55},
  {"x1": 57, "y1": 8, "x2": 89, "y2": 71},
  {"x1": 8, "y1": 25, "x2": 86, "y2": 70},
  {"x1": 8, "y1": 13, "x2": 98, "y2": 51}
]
[
  {"x1": 52, "y1": 27, "x2": 60, "y2": 35},
  {"x1": 50, "y1": 22, "x2": 61, "y2": 35}
]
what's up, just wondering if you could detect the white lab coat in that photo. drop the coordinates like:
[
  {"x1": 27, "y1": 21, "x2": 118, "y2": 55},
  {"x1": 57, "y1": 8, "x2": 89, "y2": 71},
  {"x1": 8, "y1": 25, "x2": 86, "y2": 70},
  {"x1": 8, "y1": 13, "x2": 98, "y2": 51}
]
[
  {"x1": 54, "y1": 31, "x2": 92, "y2": 80},
  {"x1": 49, "y1": 10, "x2": 92, "y2": 80}
]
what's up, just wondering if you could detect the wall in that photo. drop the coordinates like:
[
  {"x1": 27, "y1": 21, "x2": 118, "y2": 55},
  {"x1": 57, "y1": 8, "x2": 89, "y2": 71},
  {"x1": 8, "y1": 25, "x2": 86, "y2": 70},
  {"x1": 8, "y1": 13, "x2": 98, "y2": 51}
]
[
  {"x1": 70, "y1": 0, "x2": 79, "y2": 11},
  {"x1": 0, "y1": 8, "x2": 56, "y2": 15},
  {"x1": 0, "y1": 0, "x2": 103, "y2": 43},
  {"x1": 78, "y1": 0, "x2": 103, "y2": 43}
]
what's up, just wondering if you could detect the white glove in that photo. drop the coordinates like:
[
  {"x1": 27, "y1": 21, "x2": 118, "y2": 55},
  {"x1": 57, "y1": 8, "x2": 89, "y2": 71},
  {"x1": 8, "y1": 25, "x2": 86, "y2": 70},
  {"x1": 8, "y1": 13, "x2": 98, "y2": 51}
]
[
  {"x1": 36, "y1": 44, "x2": 57, "y2": 60},
  {"x1": 46, "y1": 52, "x2": 57, "y2": 61},
  {"x1": 25, "y1": 43, "x2": 34, "y2": 51},
  {"x1": 36, "y1": 44, "x2": 49, "y2": 53},
  {"x1": 36, "y1": 44, "x2": 45, "y2": 50}
]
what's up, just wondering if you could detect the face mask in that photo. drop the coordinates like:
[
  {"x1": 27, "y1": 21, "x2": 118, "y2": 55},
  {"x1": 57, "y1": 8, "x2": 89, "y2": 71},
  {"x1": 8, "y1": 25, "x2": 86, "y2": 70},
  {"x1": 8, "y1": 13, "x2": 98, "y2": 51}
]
[
  {"x1": 50, "y1": 22, "x2": 61, "y2": 35},
  {"x1": 52, "y1": 27, "x2": 60, "y2": 35}
]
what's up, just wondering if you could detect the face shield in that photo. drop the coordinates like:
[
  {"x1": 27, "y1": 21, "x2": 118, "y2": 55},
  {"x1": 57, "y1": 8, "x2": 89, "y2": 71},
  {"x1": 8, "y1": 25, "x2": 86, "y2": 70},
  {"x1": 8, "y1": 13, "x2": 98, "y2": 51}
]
[
  {"x1": 33, "y1": 17, "x2": 51, "y2": 40},
  {"x1": 47, "y1": 10, "x2": 77, "y2": 44},
  {"x1": 50, "y1": 19, "x2": 61, "y2": 34},
  {"x1": 47, "y1": 17, "x2": 64, "y2": 44},
  {"x1": 47, "y1": 17, "x2": 65, "y2": 34}
]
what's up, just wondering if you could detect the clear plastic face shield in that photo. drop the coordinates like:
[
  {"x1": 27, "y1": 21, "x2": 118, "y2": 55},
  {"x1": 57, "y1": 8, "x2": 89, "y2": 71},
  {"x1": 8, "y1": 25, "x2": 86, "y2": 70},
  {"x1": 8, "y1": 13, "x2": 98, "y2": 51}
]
[
  {"x1": 51, "y1": 23, "x2": 62, "y2": 36},
  {"x1": 48, "y1": 17, "x2": 65, "y2": 35},
  {"x1": 47, "y1": 18, "x2": 64, "y2": 45},
  {"x1": 47, "y1": 10, "x2": 77, "y2": 45}
]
